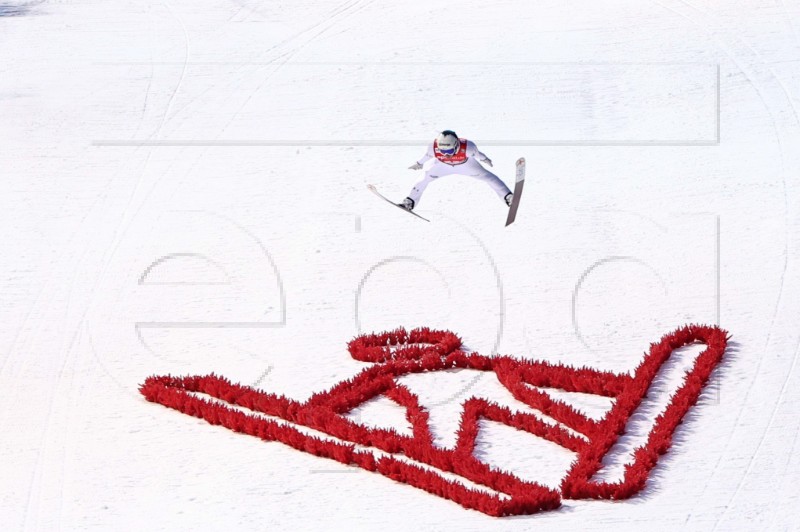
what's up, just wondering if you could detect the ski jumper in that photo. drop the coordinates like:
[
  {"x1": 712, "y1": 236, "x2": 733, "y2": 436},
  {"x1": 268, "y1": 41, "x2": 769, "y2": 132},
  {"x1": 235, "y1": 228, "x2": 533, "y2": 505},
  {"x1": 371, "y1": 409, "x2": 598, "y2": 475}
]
[{"x1": 407, "y1": 139, "x2": 512, "y2": 206}]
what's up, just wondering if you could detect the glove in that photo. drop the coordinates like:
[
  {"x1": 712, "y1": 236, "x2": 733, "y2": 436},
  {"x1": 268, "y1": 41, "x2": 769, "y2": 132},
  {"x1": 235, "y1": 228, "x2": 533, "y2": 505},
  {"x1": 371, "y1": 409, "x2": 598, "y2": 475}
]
[
  {"x1": 409, "y1": 162, "x2": 423, "y2": 170},
  {"x1": 482, "y1": 158, "x2": 493, "y2": 167}
]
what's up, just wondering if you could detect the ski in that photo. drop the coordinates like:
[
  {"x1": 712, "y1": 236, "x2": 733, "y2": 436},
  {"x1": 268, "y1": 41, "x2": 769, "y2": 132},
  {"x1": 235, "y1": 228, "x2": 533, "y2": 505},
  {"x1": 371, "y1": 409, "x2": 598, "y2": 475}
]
[
  {"x1": 367, "y1": 184, "x2": 430, "y2": 222},
  {"x1": 505, "y1": 157, "x2": 526, "y2": 226}
]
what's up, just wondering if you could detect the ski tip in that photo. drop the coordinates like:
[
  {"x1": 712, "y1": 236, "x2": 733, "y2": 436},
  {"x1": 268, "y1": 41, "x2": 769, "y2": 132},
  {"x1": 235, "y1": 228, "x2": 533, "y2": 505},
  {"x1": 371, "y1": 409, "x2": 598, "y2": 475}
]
[{"x1": 516, "y1": 157, "x2": 525, "y2": 165}]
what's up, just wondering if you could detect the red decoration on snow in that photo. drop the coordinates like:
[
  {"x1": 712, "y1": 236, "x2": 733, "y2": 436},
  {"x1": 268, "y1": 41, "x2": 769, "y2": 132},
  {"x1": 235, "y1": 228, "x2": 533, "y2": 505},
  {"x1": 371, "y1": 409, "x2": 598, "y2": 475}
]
[{"x1": 140, "y1": 324, "x2": 728, "y2": 517}]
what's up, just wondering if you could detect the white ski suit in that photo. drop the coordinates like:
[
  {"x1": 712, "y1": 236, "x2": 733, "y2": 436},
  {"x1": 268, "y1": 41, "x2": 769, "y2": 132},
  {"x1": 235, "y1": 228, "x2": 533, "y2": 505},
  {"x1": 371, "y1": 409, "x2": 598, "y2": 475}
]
[{"x1": 407, "y1": 138, "x2": 511, "y2": 207}]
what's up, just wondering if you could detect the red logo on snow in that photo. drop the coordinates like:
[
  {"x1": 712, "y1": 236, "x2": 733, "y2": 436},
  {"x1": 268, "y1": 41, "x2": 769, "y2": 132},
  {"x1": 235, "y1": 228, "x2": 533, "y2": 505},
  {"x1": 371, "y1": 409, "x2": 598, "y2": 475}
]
[{"x1": 141, "y1": 325, "x2": 727, "y2": 517}]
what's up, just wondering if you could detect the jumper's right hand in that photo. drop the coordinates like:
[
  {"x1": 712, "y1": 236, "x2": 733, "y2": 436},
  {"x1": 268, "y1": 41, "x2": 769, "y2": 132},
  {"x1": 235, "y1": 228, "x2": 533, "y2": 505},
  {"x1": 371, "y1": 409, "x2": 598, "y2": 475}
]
[{"x1": 408, "y1": 162, "x2": 423, "y2": 170}]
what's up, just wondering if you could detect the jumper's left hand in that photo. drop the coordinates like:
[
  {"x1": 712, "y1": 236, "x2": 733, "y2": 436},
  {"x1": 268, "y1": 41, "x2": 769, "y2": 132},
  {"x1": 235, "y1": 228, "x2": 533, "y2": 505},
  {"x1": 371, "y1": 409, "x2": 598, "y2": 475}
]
[{"x1": 482, "y1": 158, "x2": 493, "y2": 167}]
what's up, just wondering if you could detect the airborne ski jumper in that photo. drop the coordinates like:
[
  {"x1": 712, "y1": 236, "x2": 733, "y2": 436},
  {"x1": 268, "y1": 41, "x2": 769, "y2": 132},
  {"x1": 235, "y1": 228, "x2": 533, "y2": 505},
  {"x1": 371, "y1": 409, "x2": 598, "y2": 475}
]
[{"x1": 401, "y1": 130, "x2": 514, "y2": 211}]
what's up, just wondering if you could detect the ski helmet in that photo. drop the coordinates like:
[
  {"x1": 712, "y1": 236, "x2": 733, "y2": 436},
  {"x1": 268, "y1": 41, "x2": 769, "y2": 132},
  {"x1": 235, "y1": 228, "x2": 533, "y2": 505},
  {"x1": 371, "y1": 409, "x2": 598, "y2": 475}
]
[{"x1": 436, "y1": 130, "x2": 459, "y2": 155}]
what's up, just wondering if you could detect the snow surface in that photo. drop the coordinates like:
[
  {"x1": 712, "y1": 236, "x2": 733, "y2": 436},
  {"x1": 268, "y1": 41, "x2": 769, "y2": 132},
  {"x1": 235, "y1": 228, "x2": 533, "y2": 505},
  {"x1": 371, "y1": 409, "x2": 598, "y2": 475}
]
[{"x1": 2, "y1": 0, "x2": 800, "y2": 530}]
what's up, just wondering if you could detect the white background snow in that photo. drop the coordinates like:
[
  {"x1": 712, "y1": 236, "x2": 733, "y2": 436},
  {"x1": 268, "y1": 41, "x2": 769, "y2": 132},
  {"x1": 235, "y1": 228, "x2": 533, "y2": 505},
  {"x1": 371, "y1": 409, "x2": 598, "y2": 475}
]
[{"x1": 2, "y1": 0, "x2": 800, "y2": 530}]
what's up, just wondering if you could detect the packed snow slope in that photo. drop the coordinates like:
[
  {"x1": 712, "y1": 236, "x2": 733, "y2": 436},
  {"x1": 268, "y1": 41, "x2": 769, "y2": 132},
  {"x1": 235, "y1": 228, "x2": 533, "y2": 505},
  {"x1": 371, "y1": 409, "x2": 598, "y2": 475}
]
[{"x1": 2, "y1": 0, "x2": 800, "y2": 530}]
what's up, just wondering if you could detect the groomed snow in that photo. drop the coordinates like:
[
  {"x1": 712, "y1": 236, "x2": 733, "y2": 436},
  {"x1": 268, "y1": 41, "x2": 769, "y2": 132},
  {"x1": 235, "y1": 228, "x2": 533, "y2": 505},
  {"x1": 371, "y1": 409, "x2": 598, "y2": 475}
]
[{"x1": 2, "y1": 0, "x2": 800, "y2": 530}]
